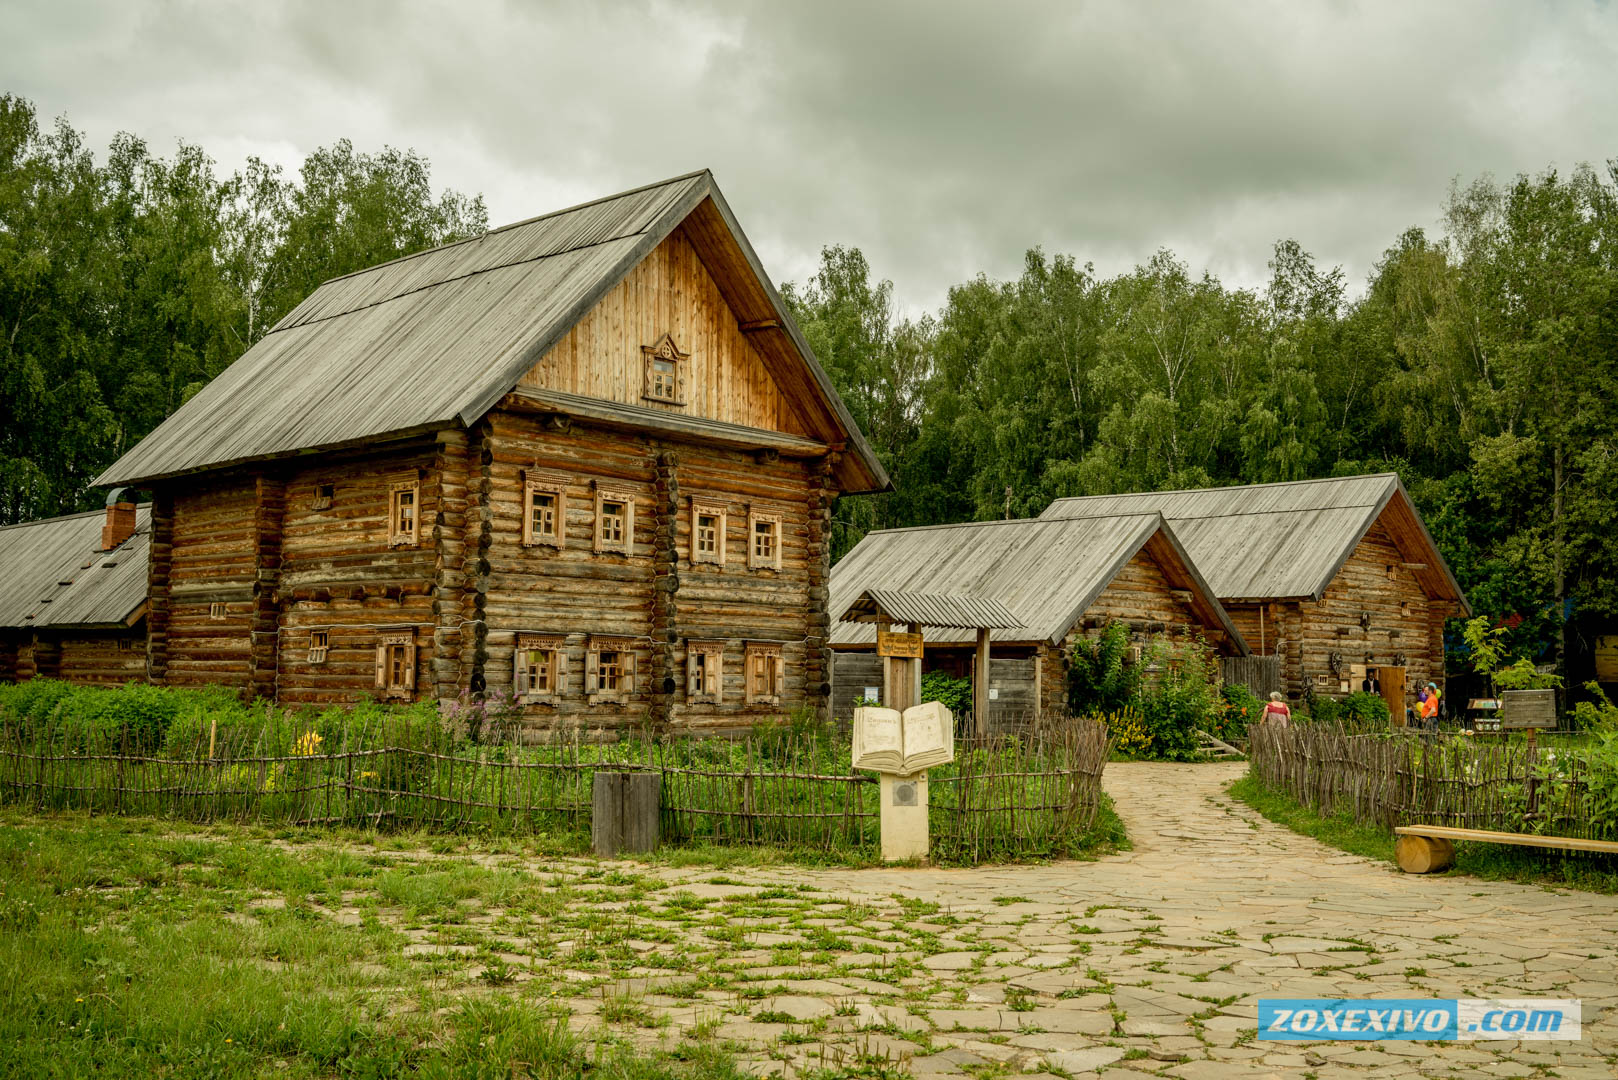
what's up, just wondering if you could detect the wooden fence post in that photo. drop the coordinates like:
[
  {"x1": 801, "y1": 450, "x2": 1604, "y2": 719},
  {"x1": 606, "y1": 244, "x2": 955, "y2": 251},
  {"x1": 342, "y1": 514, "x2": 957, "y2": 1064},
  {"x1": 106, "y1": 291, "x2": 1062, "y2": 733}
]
[{"x1": 591, "y1": 771, "x2": 661, "y2": 857}]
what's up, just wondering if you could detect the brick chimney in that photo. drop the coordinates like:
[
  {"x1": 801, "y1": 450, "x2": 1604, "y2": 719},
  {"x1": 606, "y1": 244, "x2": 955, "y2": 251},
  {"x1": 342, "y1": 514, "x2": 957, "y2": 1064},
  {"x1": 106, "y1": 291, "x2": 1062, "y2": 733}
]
[{"x1": 101, "y1": 489, "x2": 137, "y2": 551}]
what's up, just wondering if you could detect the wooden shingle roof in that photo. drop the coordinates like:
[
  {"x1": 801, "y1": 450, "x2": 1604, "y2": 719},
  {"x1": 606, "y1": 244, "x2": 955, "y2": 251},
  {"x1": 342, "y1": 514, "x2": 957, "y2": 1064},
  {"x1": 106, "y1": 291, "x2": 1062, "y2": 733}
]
[
  {"x1": 828, "y1": 513, "x2": 1247, "y2": 651},
  {"x1": 0, "y1": 507, "x2": 151, "y2": 629},
  {"x1": 95, "y1": 171, "x2": 887, "y2": 494},
  {"x1": 1039, "y1": 473, "x2": 1468, "y2": 608}
]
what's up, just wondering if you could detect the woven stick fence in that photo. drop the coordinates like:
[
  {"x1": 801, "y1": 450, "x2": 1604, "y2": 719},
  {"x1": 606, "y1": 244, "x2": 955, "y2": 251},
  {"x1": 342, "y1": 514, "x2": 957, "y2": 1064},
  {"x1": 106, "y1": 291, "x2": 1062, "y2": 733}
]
[
  {"x1": 0, "y1": 712, "x2": 1113, "y2": 861},
  {"x1": 1249, "y1": 723, "x2": 1615, "y2": 841}
]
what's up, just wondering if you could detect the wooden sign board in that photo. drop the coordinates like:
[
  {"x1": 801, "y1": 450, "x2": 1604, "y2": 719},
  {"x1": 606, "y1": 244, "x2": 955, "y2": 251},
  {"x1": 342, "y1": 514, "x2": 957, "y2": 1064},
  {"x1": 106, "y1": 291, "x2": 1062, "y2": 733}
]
[
  {"x1": 1499, "y1": 689, "x2": 1557, "y2": 730},
  {"x1": 877, "y1": 630, "x2": 923, "y2": 658},
  {"x1": 1596, "y1": 635, "x2": 1618, "y2": 682}
]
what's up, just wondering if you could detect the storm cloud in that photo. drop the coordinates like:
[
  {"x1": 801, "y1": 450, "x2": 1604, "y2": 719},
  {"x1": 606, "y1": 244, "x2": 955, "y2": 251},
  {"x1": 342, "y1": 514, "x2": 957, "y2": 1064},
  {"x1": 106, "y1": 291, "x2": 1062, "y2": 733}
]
[{"x1": 5, "y1": 0, "x2": 1616, "y2": 310}]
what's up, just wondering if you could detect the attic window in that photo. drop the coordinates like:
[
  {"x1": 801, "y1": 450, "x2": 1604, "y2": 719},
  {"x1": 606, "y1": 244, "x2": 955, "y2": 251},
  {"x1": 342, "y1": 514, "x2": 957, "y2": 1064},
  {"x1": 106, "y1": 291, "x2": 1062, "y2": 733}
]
[
  {"x1": 641, "y1": 333, "x2": 688, "y2": 405},
  {"x1": 313, "y1": 483, "x2": 335, "y2": 510}
]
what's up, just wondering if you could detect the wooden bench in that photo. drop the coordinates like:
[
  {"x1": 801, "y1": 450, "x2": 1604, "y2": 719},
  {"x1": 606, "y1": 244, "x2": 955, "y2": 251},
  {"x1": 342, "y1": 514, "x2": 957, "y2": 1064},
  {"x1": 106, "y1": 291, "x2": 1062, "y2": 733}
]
[{"x1": 1394, "y1": 824, "x2": 1618, "y2": 873}]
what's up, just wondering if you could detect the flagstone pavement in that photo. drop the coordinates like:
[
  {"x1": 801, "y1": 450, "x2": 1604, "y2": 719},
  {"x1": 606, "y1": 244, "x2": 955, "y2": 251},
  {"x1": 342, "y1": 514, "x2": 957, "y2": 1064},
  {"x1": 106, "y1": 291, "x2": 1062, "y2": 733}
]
[{"x1": 600, "y1": 762, "x2": 1615, "y2": 1078}]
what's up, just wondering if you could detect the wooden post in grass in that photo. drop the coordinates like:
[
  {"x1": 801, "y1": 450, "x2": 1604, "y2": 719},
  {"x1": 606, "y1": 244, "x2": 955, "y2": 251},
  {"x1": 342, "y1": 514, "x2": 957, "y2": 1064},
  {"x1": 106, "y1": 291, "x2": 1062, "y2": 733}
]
[
  {"x1": 592, "y1": 771, "x2": 661, "y2": 857},
  {"x1": 974, "y1": 628, "x2": 991, "y2": 739}
]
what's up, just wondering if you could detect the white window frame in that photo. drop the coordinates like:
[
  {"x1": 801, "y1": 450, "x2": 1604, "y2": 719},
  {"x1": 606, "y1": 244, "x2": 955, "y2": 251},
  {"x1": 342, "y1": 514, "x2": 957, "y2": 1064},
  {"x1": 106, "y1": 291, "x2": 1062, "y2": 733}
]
[
  {"x1": 522, "y1": 472, "x2": 568, "y2": 548},
  {"x1": 388, "y1": 476, "x2": 419, "y2": 547},
  {"x1": 747, "y1": 507, "x2": 783, "y2": 571},
  {"x1": 745, "y1": 643, "x2": 784, "y2": 706},
  {"x1": 513, "y1": 634, "x2": 566, "y2": 703},
  {"x1": 690, "y1": 500, "x2": 727, "y2": 567},
  {"x1": 374, "y1": 631, "x2": 416, "y2": 700},
  {"x1": 593, "y1": 486, "x2": 635, "y2": 554},
  {"x1": 687, "y1": 641, "x2": 724, "y2": 704},
  {"x1": 586, "y1": 637, "x2": 635, "y2": 705},
  {"x1": 308, "y1": 629, "x2": 329, "y2": 664}
]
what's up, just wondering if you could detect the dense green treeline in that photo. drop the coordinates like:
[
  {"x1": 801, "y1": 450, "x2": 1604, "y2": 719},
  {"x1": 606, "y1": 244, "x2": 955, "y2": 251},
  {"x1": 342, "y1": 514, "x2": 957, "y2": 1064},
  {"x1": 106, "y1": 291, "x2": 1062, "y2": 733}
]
[
  {"x1": 0, "y1": 94, "x2": 485, "y2": 525},
  {"x1": 3, "y1": 93, "x2": 1615, "y2": 675},
  {"x1": 787, "y1": 163, "x2": 1618, "y2": 676}
]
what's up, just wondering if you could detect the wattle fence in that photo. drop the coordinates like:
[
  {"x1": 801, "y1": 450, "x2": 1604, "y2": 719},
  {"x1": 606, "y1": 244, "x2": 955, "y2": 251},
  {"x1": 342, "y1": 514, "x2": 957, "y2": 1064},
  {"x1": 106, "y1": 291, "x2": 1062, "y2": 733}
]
[
  {"x1": 1248, "y1": 722, "x2": 1617, "y2": 842},
  {"x1": 0, "y1": 711, "x2": 1112, "y2": 863}
]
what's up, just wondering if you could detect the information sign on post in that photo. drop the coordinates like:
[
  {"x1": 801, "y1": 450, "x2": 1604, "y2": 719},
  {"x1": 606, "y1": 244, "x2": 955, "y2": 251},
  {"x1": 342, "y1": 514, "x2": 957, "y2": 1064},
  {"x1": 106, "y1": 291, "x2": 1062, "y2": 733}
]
[{"x1": 877, "y1": 630, "x2": 924, "y2": 658}]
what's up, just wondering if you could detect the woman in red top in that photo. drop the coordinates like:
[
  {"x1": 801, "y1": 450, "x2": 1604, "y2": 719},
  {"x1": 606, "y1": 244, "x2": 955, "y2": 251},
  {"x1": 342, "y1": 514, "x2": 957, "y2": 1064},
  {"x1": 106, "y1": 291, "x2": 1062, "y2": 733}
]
[{"x1": 1261, "y1": 691, "x2": 1291, "y2": 727}]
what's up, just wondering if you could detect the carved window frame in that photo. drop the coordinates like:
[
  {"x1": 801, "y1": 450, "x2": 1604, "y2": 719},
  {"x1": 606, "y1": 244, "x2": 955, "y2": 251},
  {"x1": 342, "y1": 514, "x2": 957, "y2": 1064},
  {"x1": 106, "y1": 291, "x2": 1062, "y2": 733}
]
[
  {"x1": 745, "y1": 643, "x2": 784, "y2": 706},
  {"x1": 513, "y1": 633, "x2": 566, "y2": 704},
  {"x1": 690, "y1": 499, "x2": 727, "y2": 567},
  {"x1": 586, "y1": 636, "x2": 635, "y2": 705},
  {"x1": 593, "y1": 486, "x2": 635, "y2": 554},
  {"x1": 308, "y1": 629, "x2": 329, "y2": 665},
  {"x1": 640, "y1": 332, "x2": 689, "y2": 406},
  {"x1": 374, "y1": 630, "x2": 416, "y2": 700},
  {"x1": 522, "y1": 471, "x2": 568, "y2": 548},
  {"x1": 686, "y1": 641, "x2": 724, "y2": 704},
  {"x1": 388, "y1": 475, "x2": 419, "y2": 547},
  {"x1": 747, "y1": 506, "x2": 783, "y2": 571}
]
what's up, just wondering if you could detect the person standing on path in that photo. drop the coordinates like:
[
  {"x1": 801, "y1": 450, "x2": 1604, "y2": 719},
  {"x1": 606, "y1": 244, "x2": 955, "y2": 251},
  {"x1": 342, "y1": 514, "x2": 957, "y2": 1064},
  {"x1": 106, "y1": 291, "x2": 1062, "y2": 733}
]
[{"x1": 1261, "y1": 691, "x2": 1291, "y2": 727}]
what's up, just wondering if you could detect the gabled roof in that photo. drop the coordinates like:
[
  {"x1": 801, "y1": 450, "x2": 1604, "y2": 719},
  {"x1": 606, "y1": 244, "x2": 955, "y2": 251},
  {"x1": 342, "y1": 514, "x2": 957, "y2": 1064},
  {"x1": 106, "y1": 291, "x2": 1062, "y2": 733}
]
[
  {"x1": 1039, "y1": 473, "x2": 1468, "y2": 609},
  {"x1": 840, "y1": 590, "x2": 1025, "y2": 631},
  {"x1": 0, "y1": 507, "x2": 151, "y2": 630},
  {"x1": 828, "y1": 513, "x2": 1247, "y2": 652},
  {"x1": 95, "y1": 171, "x2": 887, "y2": 494}
]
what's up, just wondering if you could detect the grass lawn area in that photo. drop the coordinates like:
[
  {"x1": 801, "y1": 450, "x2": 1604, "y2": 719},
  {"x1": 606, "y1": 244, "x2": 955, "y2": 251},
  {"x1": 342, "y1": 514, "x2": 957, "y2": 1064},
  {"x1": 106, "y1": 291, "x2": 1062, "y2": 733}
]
[
  {"x1": 1229, "y1": 773, "x2": 1618, "y2": 894},
  {"x1": 0, "y1": 800, "x2": 1126, "y2": 1079}
]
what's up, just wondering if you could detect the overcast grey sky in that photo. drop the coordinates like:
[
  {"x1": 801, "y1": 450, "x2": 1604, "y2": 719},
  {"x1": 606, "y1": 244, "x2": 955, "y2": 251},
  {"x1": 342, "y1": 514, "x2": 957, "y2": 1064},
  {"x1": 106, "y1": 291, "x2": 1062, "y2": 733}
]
[{"x1": 4, "y1": 1, "x2": 1617, "y2": 313}]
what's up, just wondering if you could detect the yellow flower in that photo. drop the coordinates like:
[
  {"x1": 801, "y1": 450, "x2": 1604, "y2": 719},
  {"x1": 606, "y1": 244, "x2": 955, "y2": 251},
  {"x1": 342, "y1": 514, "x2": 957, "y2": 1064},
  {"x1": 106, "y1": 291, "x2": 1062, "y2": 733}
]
[
  {"x1": 75, "y1": 997, "x2": 83, "y2": 1003},
  {"x1": 294, "y1": 731, "x2": 324, "y2": 756}
]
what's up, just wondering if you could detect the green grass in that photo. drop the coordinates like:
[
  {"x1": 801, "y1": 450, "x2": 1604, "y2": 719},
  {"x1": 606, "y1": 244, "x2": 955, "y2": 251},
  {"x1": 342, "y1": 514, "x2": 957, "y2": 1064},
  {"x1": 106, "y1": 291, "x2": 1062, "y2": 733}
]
[
  {"x1": 0, "y1": 811, "x2": 752, "y2": 1079},
  {"x1": 1230, "y1": 774, "x2": 1618, "y2": 894}
]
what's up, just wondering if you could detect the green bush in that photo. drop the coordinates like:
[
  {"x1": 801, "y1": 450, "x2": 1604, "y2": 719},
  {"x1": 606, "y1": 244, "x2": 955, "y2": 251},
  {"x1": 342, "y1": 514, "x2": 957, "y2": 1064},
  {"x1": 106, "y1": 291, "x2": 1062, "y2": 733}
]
[
  {"x1": 1303, "y1": 690, "x2": 1391, "y2": 730},
  {"x1": 920, "y1": 670, "x2": 972, "y2": 716},
  {"x1": 1068, "y1": 622, "x2": 1141, "y2": 715},
  {"x1": 1209, "y1": 683, "x2": 1265, "y2": 741}
]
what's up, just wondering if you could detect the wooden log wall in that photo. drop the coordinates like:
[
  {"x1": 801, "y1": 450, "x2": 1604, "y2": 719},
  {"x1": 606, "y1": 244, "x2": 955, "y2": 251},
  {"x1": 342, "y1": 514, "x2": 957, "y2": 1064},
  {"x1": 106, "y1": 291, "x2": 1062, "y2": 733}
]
[
  {"x1": 53, "y1": 630, "x2": 148, "y2": 685},
  {"x1": 272, "y1": 439, "x2": 442, "y2": 706},
  {"x1": 164, "y1": 476, "x2": 258, "y2": 690},
  {"x1": 431, "y1": 429, "x2": 472, "y2": 704},
  {"x1": 145, "y1": 490, "x2": 174, "y2": 683},
  {"x1": 0, "y1": 636, "x2": 17, "y2": 681},
  {"x1": 1295, "y1": 520, "x2": 1449, "y2": 706},
  {"x1": 1082, "y1": 549, "x2": 1214, "y2": 640}
]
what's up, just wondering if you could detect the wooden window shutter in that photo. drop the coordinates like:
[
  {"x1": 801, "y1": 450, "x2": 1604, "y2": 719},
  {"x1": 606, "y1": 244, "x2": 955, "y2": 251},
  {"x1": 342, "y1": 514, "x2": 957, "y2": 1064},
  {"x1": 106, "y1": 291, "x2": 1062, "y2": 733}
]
[
  {"x1": 707, "y1": 651, "x2": 722, "y2": 701},
  {"x1": 556, "y1": 648, "x2": 569, "y2": 697},
  {"x1": 374, "y1": 643, "x2": 387, "y2": 689},
  {"x1": 686, "y1": 650, "x2": 701, "y2": 699},
  {"x1": 623, "y1": 498, "x2": 635, "y2": 553},
  {"x1": 403, "y1": 642, "x2": 417, "y2": 691},
  {"x1": 773, "y1": 653, "x2": 785, "y2": 703},
  {"x1": 585, "y1": 648, "x2": 600, "y2": 694},
  {"x1": 623, "y1": 650, "x2": 636, "y2": 694},
  {"x1": 513, "y1": 647, "x2": 529, "y2": 696}
]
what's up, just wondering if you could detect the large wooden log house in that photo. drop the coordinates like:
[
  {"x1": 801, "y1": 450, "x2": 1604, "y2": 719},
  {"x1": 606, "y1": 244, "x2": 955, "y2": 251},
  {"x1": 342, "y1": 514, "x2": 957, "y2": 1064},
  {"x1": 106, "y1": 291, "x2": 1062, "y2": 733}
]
[
  {"x1": 93, "y1": 171, "x2": 888, "y2": 733},
  {"x1": 1040, "y1": 474, "x2": 1469, "y2": 714},
  {"x1": 0, "y1": 496, "x2": 151, "y2": 684},
  {"x1": 826, "y1": 513, "x2": 1249, "y2": 725}
]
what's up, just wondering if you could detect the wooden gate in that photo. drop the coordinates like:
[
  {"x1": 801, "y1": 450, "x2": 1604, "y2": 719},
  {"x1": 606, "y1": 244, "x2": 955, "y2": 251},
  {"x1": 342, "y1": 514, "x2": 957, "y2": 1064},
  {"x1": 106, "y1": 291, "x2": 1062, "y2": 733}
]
[
  {"x1": 1220, "y1": 655, "x2": 1280, "y2": 697},
  {"x1": 1376, "y1": 665, "x2": 1406, "y2": 725}
]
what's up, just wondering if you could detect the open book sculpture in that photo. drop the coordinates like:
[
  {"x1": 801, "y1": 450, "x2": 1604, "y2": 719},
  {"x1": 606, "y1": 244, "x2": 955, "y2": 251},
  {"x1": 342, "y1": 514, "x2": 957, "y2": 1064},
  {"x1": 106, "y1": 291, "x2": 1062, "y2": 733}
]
[{"x1": 852, "y1": 701, "x2": 955, "y2": 774}]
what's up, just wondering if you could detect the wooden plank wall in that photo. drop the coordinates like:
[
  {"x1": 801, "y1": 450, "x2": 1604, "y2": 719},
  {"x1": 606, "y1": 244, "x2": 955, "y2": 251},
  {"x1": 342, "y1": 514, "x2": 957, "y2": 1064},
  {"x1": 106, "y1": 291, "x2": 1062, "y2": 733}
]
[{"x1": 519, "y1": 228, "x2": 810, "y2": 437}]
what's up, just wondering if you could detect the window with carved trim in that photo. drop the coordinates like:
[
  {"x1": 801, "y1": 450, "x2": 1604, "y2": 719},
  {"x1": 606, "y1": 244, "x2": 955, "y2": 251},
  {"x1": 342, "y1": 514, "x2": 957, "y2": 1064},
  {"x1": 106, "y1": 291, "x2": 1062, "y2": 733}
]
[
  {"x1": 747, "y1": 507, "x2": 782, "y2": 570},
  {"x1": 687, "y1": 642, "x2": 723, "y2": 704},
  {"x1": 641, "y1": 333, "x2": 688, "y2": 405},
  {"x1": 513, "y1": 634, "x2": 565, "y2": 702},
  {"x1": 374, "y1": 631, "x2": 416, "y2": 700},
  {"x1": 593, "y1": 487, "x2": 635, "y2": 554},
  {"x1": 388, "y1": 477, "x2": 419, "y2": 547},
  {"x1": 586, "y1": 637, "x2": 635, "y2": 704},
  {"x1": 745, "y1": 643, "x2": 784, "y2": 706},
  {"x1": 690, "y1": 500, "x2": 726, "y2": 567},
  {"x1": 308, "y1": 629, "x2": 329, "y2": 664},
  {"x1": 522, "y1": 474, "x2": 567, "y2": 548}
]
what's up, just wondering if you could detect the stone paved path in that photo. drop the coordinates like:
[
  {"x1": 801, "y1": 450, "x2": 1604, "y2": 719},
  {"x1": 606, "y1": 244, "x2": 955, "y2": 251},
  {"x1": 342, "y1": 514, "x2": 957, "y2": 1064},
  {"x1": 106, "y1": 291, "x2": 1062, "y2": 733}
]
[
  {"x1": 363, "y1": 762, "x2": 1618, "y2": 1078},
  {"x1": 703, "y1": 761, "x2": 1615, "y2": 1079}
]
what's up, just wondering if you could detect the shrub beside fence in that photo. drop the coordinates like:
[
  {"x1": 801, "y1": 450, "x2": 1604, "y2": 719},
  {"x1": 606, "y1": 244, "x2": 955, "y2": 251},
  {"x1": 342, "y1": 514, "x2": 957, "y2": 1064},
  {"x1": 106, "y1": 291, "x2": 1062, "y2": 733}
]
[
  {"x1": 0, "y1": 700, "x2": 1113, "y2": 864},
  {"x1": 1249, "y1": 723, "x2": 1618, "y2": 841}
]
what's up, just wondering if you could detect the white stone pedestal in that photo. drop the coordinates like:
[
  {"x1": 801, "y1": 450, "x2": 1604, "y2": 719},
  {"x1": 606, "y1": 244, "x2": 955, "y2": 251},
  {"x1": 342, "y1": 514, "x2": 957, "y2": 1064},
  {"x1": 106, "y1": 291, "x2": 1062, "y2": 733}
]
[{"x1": 878, "y1": 772, "x2": 929, "y2": 862}]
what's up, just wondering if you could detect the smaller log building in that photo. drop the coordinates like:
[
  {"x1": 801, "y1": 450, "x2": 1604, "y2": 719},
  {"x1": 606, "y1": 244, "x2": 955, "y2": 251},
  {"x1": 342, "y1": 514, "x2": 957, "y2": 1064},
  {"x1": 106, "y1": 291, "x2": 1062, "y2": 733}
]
[
  {"x1": 1040, "y1": 473, "x2": 1469, "y2": 716},
  {"x1": 827, "y1": 513, "x2": 1249, "y2": 727},
  {"x1": 0, "y1": 497, "x2": 150, "y2": 684}
]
